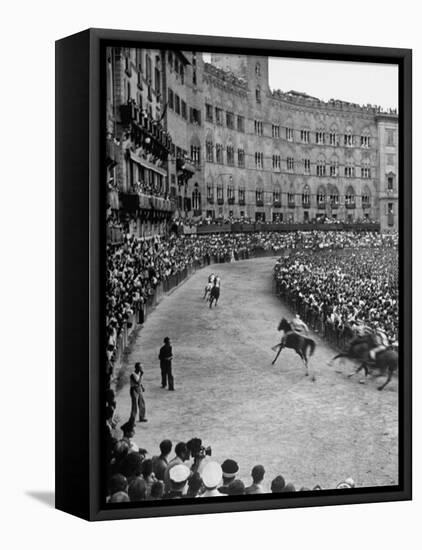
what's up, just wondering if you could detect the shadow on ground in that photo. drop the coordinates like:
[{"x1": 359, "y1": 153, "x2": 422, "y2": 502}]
[{"x1": 26, "y1": 491, "x2": 55, "y2": 508}]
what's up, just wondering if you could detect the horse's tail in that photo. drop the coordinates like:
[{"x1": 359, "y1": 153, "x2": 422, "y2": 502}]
[{"x1": 306, "y1": 338, "x2": 316, "y2": 357}]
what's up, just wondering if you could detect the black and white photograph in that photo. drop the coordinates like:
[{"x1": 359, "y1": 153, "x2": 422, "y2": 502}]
[{"x1": 104, "y1": 45, "x2": 403, "y2": 506}]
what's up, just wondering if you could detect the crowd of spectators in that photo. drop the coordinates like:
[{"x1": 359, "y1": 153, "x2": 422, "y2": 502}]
[
  {"x1": 176, "y1": 214, "x2": 379, "y2": 228},
  {"x1": 107, "y1": 230, "x2": 398, "y2": 368},
  {"x1": 274, "y1": 243, "x2": 398, "y2": 343},
  {"x1": 104, "y1": 415, "x2": 356, "y2": 503}
]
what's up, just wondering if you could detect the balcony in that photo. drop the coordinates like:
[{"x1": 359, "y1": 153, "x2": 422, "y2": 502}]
[
  {"x1": 273, "y1": 201, "x2": 281, "y2": 208},
  {"x1": 207, "y1": 197, "x2": 214, "y2": 205},
  {"x1": 302, "y1": 201, "x2": 311, "y2": 209},
  {"x1": 228, "y1": 197, "x2": 235, "y2": 205},
  {"x1": 256, "y1": 199, "x2": 264, "y2": 207},
  {"x1": 238, "y1": 199, "x2": 245, "y2": 206},
  {"x1": 217, "y1": 198, "x2": 224, "y2": 205},
  {"x1": 330, "y1": 202, "x2": 339, "y2": 210},
  {"x1": 346, "y1": 203, "x2": 356, "y2": 209},
  {"x1": 362, "y1": 202, "x2": 371, "y2": 209},
  {"x1": 317, "y1": 202, "x2": 326, "y2": 210},
  {"x1": 176, "y1": 158, "x2": 196, "y2": 175},
  {"x1": 288, "y1": 201, "x2": 296, "y2": 208}
]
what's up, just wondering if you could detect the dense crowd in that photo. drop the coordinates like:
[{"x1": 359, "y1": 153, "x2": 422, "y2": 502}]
[
  {"x1": 105, "y1": 411, "x2": 356, "y2": 502},
  {"x1": 176, "y1": 215, "x2": 379, "y2": 228},
  {"x1": 274, "y1": 245, "x2": 399, "y2": 342},
  {"x1": 106, "y1": 230, "x2": 398, "y2": 366}
]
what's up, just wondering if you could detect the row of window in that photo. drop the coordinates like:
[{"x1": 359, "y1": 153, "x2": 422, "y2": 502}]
[
  {"x1": 205, "y1": 104, "x2": 246, "y2": 132},
  {"x1": 168, "y1": 87, "x2": 201, "y2": 124},
  {"x1": 204, "y1": 186, "x2": 372, "y2": 206},
  {"x1": 204, "y1": 103, "x2": 384, "y2": 148},
  {"x1": 205, "y1": 144, "x2": 373, "y2": 178}
]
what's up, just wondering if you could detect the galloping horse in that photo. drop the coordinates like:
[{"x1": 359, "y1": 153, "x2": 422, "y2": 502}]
[
  {"x1": 272, "y1": 318, "x2": 316, "y2": 378},
  {"x1": 209, "y1": 285, "x2": 220, "y2": 308},
  {"x1": 329, "y1": 335, "x2": 398, "y2": 391}
]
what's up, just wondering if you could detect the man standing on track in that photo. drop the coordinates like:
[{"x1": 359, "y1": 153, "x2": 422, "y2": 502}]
[
  {"x1": 159, "y1": 336, "x2": 174, "y2": 391},
  {"x1": 129, "y1": 362, "x2": 147, "y2": 423}
]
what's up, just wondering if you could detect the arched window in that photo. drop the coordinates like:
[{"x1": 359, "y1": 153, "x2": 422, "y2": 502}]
[
  {"x1": 345, "y1": 158, "x2": 355, "y2": 178},
  {"x1": 315, "y1": 125, "x2": 325, "y2": 145},
  {"x1": 273, "y1": 182, "x2": 281, "y2": 205},
  {"x1": 205, "y1": 132, "x2": 213, "y2": 162},
  {"x1": 345, "y1": 185, "x2": 355, "y2": 207},
  {"x1": 329, "y1": 124, "x2": 338, "y2": 146},
  {"x1": 386, "y1": 171, "x2": 395, "y2": 191},
  {"x1": 361, "y1": 156, "x2": 371, "y2": 179},
  {"x1": 192, "y1": 183, "x2": 201, "y2": 212},
  {"x1": 302, "y1": 184, "x2": 310, "y2": 207},
  {"x1": 238, "y1": 179, "x2": 246, "y2": 205},
  {"x1": 360, "y1": 129, "x2": 371, "y2": 148},
  {"x1": 330, "y1": 155, "x2": 339, "y2": 177},
  {"x1": 206, "y1": 177, "x2": 214, "y2": 204},
  {"x1": 344, "y1": 125, "x2": 354, "y2": 146},
  {"x1": 288, "y1": 183, "x2": 296, "y2": 207},
  {"x1": 227, "y1": 176, "x2": 235, "y2": 203},
  {"x1": 255, "y1": 62, "x2": 261, "y2": 76},
  {"x1": 256, "y1": 180, "x2": 264, "y2": 205},
  {"x1": 256, "y1": 86, "x2": 261, "y2": 103},
  {"x1": 317, "y1": 185, "x2": 326, "y2": 208},
  {"x1": 190, "y1": 135, "x2": 201, "y2": 168},
  {"x1": 316, "y1": 155, "x2": 326, "y2": 176},
  {"x1": 362, "y1": 185, "x2": 371, "y2": 208},
  {"x1": 328, "y1": 185, "x2": 339, "y2": 208}
]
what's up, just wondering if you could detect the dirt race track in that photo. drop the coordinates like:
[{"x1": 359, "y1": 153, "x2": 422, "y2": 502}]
[{"x1": 115, "y1": 257, "x2": 398, "y2": 491}]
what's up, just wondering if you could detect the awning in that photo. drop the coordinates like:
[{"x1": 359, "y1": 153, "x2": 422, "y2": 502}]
[{"x1": 129, "y1": 152, "x2": 168, "y2": 177}]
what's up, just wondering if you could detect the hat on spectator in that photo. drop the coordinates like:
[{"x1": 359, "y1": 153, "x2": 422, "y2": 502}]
[
  {"x1": 336, "y1": 477, "x2": 355, "y2": 489},
  {"x1": 169, "y1": 464, "x2": 190, "y2": 484},
  {"x1": 202, "y1": 462, "x2": 223, "y2": 489},
  {"x1": 221, "y1": 459, "x2": 239, "y2": 479}
]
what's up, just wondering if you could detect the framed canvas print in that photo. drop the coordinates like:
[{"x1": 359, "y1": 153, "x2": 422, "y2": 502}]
[{"x1": 55, "y1": 28, "x2": 412, "y2": 521}]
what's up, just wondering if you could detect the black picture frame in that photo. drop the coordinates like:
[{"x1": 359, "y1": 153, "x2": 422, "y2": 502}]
[{"x1": 55, "y1": 28, "x2": 412, "y2": 521}]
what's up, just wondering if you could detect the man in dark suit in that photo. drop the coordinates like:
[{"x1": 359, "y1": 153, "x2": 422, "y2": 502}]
[{"x1": 159, "y1": 336, "x2": 174, "y2": 390}]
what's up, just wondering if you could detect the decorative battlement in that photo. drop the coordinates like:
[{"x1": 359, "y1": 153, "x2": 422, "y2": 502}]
[
  {"x1": 204, "y1": 62, "x2": 248, "y2": 90},
  {"x1": 271, "y1": 88, "x2": 398, "y2": 117}
]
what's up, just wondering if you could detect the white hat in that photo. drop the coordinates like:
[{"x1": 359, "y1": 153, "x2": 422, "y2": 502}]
[
  {"x1": 202, "y1": 462, "x2": 222, "y2": 489},
  {"x1": 169, "y1": 464, "x2": 190, "y2": 484}
]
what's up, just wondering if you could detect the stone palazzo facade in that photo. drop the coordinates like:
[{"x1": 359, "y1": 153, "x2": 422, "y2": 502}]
[{"x1": 106, "y1": 47, "x2": 399, "y2": 236}]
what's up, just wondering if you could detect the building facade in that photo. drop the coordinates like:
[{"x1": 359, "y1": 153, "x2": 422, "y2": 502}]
[{"x1": 106, "y1": 48, "x2": 399, "y2": 239}]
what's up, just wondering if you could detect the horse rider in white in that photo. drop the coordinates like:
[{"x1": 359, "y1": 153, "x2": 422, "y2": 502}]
[
  {"x1": 369, "y1": 325, "x2": 389, "y2": 361},
  {"x1": 215, "y1": 274, "x2": 221, "y2": 288},
  {"x1": 280, "y1": 314, "x2": 309, "y2": 347}
]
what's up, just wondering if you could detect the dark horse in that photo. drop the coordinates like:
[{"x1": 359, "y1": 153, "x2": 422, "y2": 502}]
[
  {"x1": 329, "y1": 335, "x2": 398, "y2": 391},
  {"x1": 272, "y1": 318, "x2": 316, "y2": 378},
  {"x1": 209, "y1": 285, "x2": 220, "y2": 308}
]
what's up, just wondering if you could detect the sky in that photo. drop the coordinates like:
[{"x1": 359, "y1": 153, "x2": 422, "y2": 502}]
[
  {"x1": 269, "y1": 57, "x2": 398, "y2": 111},
  {"x1": 203, "y1": 53, "x2": 398, "y2": 111}
]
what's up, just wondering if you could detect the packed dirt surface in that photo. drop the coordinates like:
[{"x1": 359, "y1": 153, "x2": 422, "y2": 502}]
[{"x1": 115, "y1": 257, "x2": 398, "y2": 491}]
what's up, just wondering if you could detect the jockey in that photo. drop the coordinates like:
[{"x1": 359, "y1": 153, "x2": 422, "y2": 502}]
[
  {"x1": 208, "y1": 273, "x2": 215, "y2": 284},
  {"x1": 281, "y1": 314, "x2": 308, "y2": 347},
  {"x1": 369, "y1": 325, "x2": 389, "y2": 360},
  {"x1": 290, "y1": 313, "x2": 309, "y2": 334},
  {"x1": 214, "y1": 274, "x2": 221, "y2": 288}
]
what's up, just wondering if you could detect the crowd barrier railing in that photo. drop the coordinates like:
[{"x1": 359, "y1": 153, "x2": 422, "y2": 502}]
[{"x1": 110, "y1": 247, "x2": 283, "y2": 379}]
